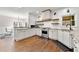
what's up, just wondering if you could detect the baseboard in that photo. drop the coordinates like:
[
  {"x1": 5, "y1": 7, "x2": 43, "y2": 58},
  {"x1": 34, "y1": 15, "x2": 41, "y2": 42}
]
[{"x1": 56, "y1": 40, "x2": 73, "y2": 52}]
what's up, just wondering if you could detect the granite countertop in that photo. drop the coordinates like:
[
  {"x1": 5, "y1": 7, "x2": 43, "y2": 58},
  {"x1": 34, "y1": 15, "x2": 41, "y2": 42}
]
[
  {"x1": 71, "y1": 28, "x2": 79, "y2": 48},
  {"x1": 48, "y1": 28, "x2": 71, "y2": 31},
  {"x1": 72, "y1": 28, "x2": 79, "y2": 40},
  {"x1": 14, "y1": 27, "x2": 42, "y2": 31},
  {"x1": 14, "y1": 27, "x2": 72, "y2": 31}
]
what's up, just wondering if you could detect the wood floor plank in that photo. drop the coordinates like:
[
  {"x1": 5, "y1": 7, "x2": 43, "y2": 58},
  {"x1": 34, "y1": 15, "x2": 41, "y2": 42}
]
[{"x1": 15, "y1": 36, "x2": 62, "y2": 52}]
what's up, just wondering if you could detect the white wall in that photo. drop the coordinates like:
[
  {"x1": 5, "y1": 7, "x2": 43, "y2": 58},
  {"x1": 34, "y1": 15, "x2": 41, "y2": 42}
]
[
  {"x1": 0, "y1": 11, "x2": 29, "y2": 33},
  {"x1": 0, "y1": 15, "x2": 15, "y2": 33}
]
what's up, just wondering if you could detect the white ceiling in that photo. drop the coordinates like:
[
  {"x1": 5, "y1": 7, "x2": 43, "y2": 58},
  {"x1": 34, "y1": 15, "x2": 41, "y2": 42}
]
[{"x1": 0, "y1": 7, "x2": 63, "y2": 15}]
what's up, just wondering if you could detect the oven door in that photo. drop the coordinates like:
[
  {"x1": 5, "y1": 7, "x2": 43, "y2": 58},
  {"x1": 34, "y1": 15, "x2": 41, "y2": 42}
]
[
  {"x1": 42, "y1": 30, "x2": 49, "y2": 38},
  {"x1": 42, "y1": 31, "x2": 47, "y2": 34}
]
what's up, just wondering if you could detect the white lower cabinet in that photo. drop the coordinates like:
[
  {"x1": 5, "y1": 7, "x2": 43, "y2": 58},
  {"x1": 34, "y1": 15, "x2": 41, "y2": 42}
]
[
  {"x1": 49, "y1": 29, "x2": 58, "y2": 40},
  {"x1": 14, "y1": 28, "x2": 42, "y2": 41},
  {"x1": 62, "y1": 31, "x2": 72, "y2": 48},
  {"x1": 14, "y1": 28, "x2": 36, "y2": 41},
  {"x1": 58, "y1": 30, "x2": 72, "y2": 48},
  {"x1": 14, "y1": 28, "x2": 72, "y2": 49},
  {"x1": 58, "y1": 30, "x2": 63, "y2": 43},
  {"x1": 35, "y1": 28, "x2": 42, "y2": 36},
  {"x1": 49, "y1": 30, "x2": 53, "y2": 39}
]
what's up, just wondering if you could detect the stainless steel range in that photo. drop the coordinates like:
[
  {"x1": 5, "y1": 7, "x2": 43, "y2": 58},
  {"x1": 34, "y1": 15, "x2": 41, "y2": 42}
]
[{"x1": 42, "y1": 28, "x2": 49, "y2": 38}]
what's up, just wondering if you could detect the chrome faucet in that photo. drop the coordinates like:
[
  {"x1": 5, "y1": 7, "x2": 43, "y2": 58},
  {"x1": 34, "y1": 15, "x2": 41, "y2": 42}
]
[{"x1": 66, "y1": 24, "x2": 73, "y2": 31}]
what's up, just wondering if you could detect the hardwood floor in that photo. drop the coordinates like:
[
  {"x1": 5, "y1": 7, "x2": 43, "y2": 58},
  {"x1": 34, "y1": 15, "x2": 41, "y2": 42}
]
[
  {"x1": 15, "y1": 36, "x2": 63, "y2": 52},
  {"x1": 0, "y1": 37, "x2": 14, "y2": 52}
]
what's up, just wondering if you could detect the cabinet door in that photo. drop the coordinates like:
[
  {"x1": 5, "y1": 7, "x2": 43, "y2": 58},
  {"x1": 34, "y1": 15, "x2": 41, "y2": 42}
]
[
  {"x1": 58, "y1": 30, "x2": 63, "y2": 43},
  {"x1": 14, "y1": 30, "x2": 27, "y2": 41},
  {"x1": 52, "y1": 30, "x2": 58, "y2": 40},
  {"x1": 29, "y1": 29, "x2": 36, "y2": 36},
  {"x1": 63, "y1": 31, "x2": 70, "y2": 47},
  {"x1": 49, "y1": 30, "x2": 58, "y2": 40},
  {"x1": 14, "y1": 29, "x2": 36, "y2": 41},
  {"x1": 63, "y1": 31, "x2": 72, "y2": 48},
  {"x1": 35, "y1": 28, "x2": 42, "y2": 36},
  {"x1": 58, "y1": 30, "x2": 72, "y2": 48},
  {"x1": 49, "y1": 30, "x2": 53, "y2": 39}
]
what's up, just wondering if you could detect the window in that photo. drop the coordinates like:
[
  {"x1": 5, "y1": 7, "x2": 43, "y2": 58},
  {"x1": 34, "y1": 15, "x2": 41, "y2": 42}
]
[{"x1": 62, "y1": 15, "x2": 75, "y2": 26}]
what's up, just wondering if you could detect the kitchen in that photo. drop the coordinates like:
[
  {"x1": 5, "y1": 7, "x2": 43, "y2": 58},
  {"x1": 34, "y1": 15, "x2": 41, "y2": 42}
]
[{"x1": 0, "y1": 7, "x2": 79, "y2": 52}]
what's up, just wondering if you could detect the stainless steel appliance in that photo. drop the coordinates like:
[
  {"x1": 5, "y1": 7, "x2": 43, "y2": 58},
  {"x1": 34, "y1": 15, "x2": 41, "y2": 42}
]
[
  {"x1": 42, "y1": 28, "x2": 49, "y2": 38},
  {"x1": 30, "y1": 25, "x2": 39, "y2": 28}
]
